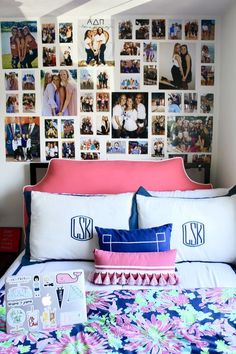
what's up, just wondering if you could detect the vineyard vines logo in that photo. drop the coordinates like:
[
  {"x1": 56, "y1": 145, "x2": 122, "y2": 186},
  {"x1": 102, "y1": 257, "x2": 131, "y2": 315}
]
[
  {"x1": 71, "y1": 216, "x2": 93, "y2": 241},
  {"x1": 182, "y1": 221, "x2": 205, "y2": 247}
]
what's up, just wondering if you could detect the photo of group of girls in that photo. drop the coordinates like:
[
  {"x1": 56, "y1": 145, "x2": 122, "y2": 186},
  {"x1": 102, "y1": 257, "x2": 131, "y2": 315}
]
[
  {"x1": 1, "y1": 21, "x2": 38, "y2": 69},
  {"x1": 5, "y1": 116, "x2": 40, "y2": 161},
  {"x1": 62, "y1": 141, "x2": 75, "y2": 158},
  {"x1": 112, "y1": 92, "x2": 148, "y2": 139},
  {"x1": 120, "y1": 42, "x2": 140, "y2": 56},
  {"x1": 128, "y1": 141, "x2": 148, "y2": 155},
  {"x1": 80, "y1": 138, "x2": 100, "y2": 151},
  {"x1": 167, "y1": 116, "x2": 213, "y2": 153},
  {"x1": 42, "y1": 69, "x2": 77, "y2": 116},
  {"x1": 79, "y1": 19, "x2": 114, "y2": 67},
  {"x1": 42, "y1": 24, "x2": 55, "y2": 44}
]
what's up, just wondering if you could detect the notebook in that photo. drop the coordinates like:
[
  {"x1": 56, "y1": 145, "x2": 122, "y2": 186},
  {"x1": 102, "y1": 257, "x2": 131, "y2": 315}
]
[{"x1": 5, "y1": 269, "x2": 87, "y2": 334}]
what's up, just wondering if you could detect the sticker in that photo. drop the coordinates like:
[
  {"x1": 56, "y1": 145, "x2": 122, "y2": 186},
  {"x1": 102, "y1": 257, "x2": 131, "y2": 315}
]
[
  {"x1": 7, "y1": 275, "x2": 31, "y2": 284},
  {"x1": 8, "y1": 299, "x2": 33, "y2": 307},
  {"x1": 56, "y1": 271, "x2": 82, "y2": 284},
  {"x1": 42, "y1": 294, "x2": 52, "y2": 307},
  {"x1": 33, "y1": 275, "x2": 41, "y2": 297},
  {"x1": 7, "y1": 286, "x2": 33, "y2": 301},
  {"x1": 26, "y1": 306, "x2": 39, "y2": 331},
  {"x1": 7, "y1": 307, "x2": 26, "y2": 329},
  {"x1": 43, "y1": 275, "x2": 54, "y2": 287},
  {"x1": 67, "y1": 285, "x2": 84, "y2": 303},
  {"x1": 56, "y1": 287, "x2": 64, "y2": 308},
  {"x1": 41, "y1": 307, "x2": 56, "y2": 329}
]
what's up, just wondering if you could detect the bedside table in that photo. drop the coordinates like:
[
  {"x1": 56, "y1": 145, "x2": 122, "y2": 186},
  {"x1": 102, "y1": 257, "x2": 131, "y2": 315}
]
[{"x1": 0, "y1": 227, "x2": 22, "y2": 278}]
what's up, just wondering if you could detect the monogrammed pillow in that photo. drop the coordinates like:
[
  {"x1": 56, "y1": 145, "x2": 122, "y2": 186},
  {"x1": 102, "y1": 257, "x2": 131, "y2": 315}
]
[
  {"x1": 24, "y1": 191, "x2": 134, "y2": 262},
  {"x1": 136, "y1": 194, "x2": 236, "y2": 264}
]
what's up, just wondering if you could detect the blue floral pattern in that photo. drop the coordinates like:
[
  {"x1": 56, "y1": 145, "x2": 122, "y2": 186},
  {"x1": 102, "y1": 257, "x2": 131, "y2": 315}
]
[{"x1": 0, "y1": 288, "x2": 236, "y2": 353}]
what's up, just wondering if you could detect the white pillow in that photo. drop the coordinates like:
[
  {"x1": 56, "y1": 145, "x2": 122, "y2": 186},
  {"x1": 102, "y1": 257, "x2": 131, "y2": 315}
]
[
  {"x1": 137, "y1": 194, "x2": 236, "y2": 264},
  {"x1": 29, "y1": 191, "x2": 133, "y2": 261},
  {"x1": 149, "y1": 188, "x2": 229, "y2": 198}
]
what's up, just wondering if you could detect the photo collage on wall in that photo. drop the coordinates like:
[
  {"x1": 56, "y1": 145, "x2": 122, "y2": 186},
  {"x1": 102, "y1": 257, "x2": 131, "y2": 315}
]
[
  {"x1": 1, "y1": 17, "x2": 215, "y2": 169},
  {"x1": 117, "y1": 17, "x2": 215, "y2": 165}
]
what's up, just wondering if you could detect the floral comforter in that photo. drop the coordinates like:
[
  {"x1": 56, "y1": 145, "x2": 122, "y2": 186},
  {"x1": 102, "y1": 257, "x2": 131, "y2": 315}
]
[{"x1": 0, "y1": 288, "x2": 236, "y2": 354}]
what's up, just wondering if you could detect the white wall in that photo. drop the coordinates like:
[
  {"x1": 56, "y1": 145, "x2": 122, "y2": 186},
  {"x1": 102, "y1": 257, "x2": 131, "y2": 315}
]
[{"x1": 215, "y1": 2, "x2": 236, "y2": 187}]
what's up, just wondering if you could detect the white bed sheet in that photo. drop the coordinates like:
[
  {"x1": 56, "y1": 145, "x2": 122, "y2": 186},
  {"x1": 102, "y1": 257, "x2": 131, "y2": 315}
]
[{"x1": 1, "y1": 252, "x2": 236, "y2": 290}]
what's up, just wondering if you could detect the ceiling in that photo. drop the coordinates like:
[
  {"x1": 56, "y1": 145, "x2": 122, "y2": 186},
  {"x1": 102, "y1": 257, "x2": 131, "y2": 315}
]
[{"x1": 0, "y1": 0, "x2": 234, "y2": 18}]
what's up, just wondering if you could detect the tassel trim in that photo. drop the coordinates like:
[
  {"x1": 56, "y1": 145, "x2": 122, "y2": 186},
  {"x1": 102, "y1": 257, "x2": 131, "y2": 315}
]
[{"x1": 89, "y1": 271, "x2": 179, "y2": 286}]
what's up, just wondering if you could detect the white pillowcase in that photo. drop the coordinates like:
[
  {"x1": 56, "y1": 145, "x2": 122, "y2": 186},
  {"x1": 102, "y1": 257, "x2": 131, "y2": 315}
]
[
  {"x1": 29, "y1": 191, "x2": 133, "y2": 261},
  {"x1": 137, "y1": 194, "x2": 236, "y2": 264},
  {"x1": 149, "y1": 188, "x2": 229, "y2": 198}
]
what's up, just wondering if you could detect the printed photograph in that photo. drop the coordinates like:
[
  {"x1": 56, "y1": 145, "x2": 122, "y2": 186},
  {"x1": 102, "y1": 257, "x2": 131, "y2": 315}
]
[
  {"x1": 22, "y1": 71, "x2": 35, "y2": 90},
  {"x1": 135, "y1": 19, "x2": 149, "y2": 40},
  {"x1": 59, "y1": 45, "x2": 74, "y2": 66},
  {"x1": 184, "y1": 93, "x2": 197, "y2": 113},
  {"x1": 80, "y1": 138, "x2": 100, "y2": 150},
  {"x1": 167, "y1": 116, "x2": 213, "y2": 153},
  {"x1": 168, "y1": 93, "x2": 182, "y2": 113},
  {"x1": 152, "y1": 115, "x2": 165, "y2": 135},
  {"x1": 5, "y1": 116, "x2": 40, "y2": 162},
  {"x1": 42, "y1": 23, "x2": 55, "y2": 43},
  {"x1": 41, "y1": 69, "x2": 77, "y2": 116},
  {"x1": 120, "y1": 59, "x2": 140, "y2": 73},
  {"x1": 96, "y1": 92, "x2": 110, "y2": 112},
  {"x1": 200, "y1": 93, "x2": 214, "y2": 113},
  {"x1": 184, "y1": 20, "x2": 198, "y2": 40},
  {"x1": 97, "y1": 69, "x2": 110, "y2": 89},
  {"x1": 168, "y1": 20, "x2": 182, "y2": 40},
  {"x1": 45, "y1": 141, "x2": 59, "y2": 160},
  {"x1": 151, "y1": 93, "x2": 165, "y2": 112},
  {"x1": 143, "y1": 42, "x2": 157, "y2": 62},
  {"x1": 62, "y1": 141, "x2": 75, "y2": 159},
  {"x1": 5, "y1": 71, "x2": 18, "y2": 90},
  {"x1": 6, "y1": 93, "x2": 19, "y2": 113},
  {"x1": 61, "y1": 119, "x2": 74, "y2": 139},
  {"x1": 151, "y1": 137, "x2": 165, "y2": 157},
  {"x1": 44, "y1": 118, "x2": 58, "y2": 139},
  {"x1": 152, "y1": 19, "x2": 165, "y2": 39},
  {"x1": 1, "y1": 21, "x2": 38, "y2": 69},
  {"x1": 143, "y1": 65, "x2": 157, "y2": 85},
  {"x1": 96, "y1": 115, "x2": 110, "y2": 135},
  {"x1": 80, "y1": 68, "x2": 94, "y2": 90},
  {"x1": 59, "y1": 23, "x2": 73, "y2": 43},
  {"x1": 128, "y1": 140, "x2": 148, "y2": 155},
  {"x1": 201, "y1": 44, "x2": 214, "y2": 63},
  {"x1": 119, "y1": 20, "x2": 132, "y2": 39},
  {"x1": 81, "y1": 152, "x2": 100, "y2": 160},
  {"x1": 80, "y1": 93, "x2": 94, "y2": 112},
  {"x1": 78, "y1": 18, "x2": 114, "y2": 66},
  {"x1": 120, "y1": 75, "x2": 140, "y2": 90},
  {"x1": 159, "y1": 42, "x2": 196, "y2": 90},
  {"x1": 42, "y1": 46, "x2": 56, "y2": 66},
  {"x1": 22, "y1": 93, "x2": 36, "y2": 113},
  {"x1": 201, "y1": 65, "x2": 214, "y2": 86},
  {"x1": 111, "y1": 92, "x2": 148, "y2": 139},
  {"x1": 168, "y1": 153, "x2": 188, "y2": 163},
  {"x1": 107, "y1": 141, "x2": 126, "y2": 154},
  {"x1": 120, "y1": 42, "x2": 140, "y2": 55},
  {"x1": 80, "y1": 116, "x2": 93, "y2": 135},
  {"x1": 201, "y1": 20, "x2": 215, "y2": 40}
]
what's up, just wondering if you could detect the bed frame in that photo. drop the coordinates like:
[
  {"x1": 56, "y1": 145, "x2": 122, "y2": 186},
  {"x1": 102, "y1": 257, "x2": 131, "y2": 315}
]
[{"x1": 26, "y1": 157, "x2": 212, "y2": 194}]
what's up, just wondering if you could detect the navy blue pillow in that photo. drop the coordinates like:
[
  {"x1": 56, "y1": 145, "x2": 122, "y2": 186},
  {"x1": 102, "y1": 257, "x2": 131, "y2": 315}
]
[
  {"x1": 130, "y1": 186, "x2": 151, "y2": 229},
  {"x1": 227, "y1": 185, "x2": 236, "y2": 196},
  {"x1": 95, "y1": 224, "x2": 172, "y2": 252}
]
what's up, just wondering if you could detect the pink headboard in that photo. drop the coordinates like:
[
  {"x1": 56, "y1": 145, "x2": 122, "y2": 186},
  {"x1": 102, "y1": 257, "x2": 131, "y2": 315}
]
[{"x1": 24, "y1": 158, "x2": 212, "y2": 193}]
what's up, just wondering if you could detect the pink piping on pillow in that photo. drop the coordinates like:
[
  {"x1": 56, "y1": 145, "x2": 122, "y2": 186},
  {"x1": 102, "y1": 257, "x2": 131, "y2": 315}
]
[{"x1": 89, "y1": 249, "x2": 179, "y2": 286}]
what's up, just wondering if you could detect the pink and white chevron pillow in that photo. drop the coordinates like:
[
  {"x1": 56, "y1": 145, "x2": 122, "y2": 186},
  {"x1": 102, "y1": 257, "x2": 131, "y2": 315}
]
[{"x1": 89, "y1": 249, "x2": 178, "y2": 286}]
